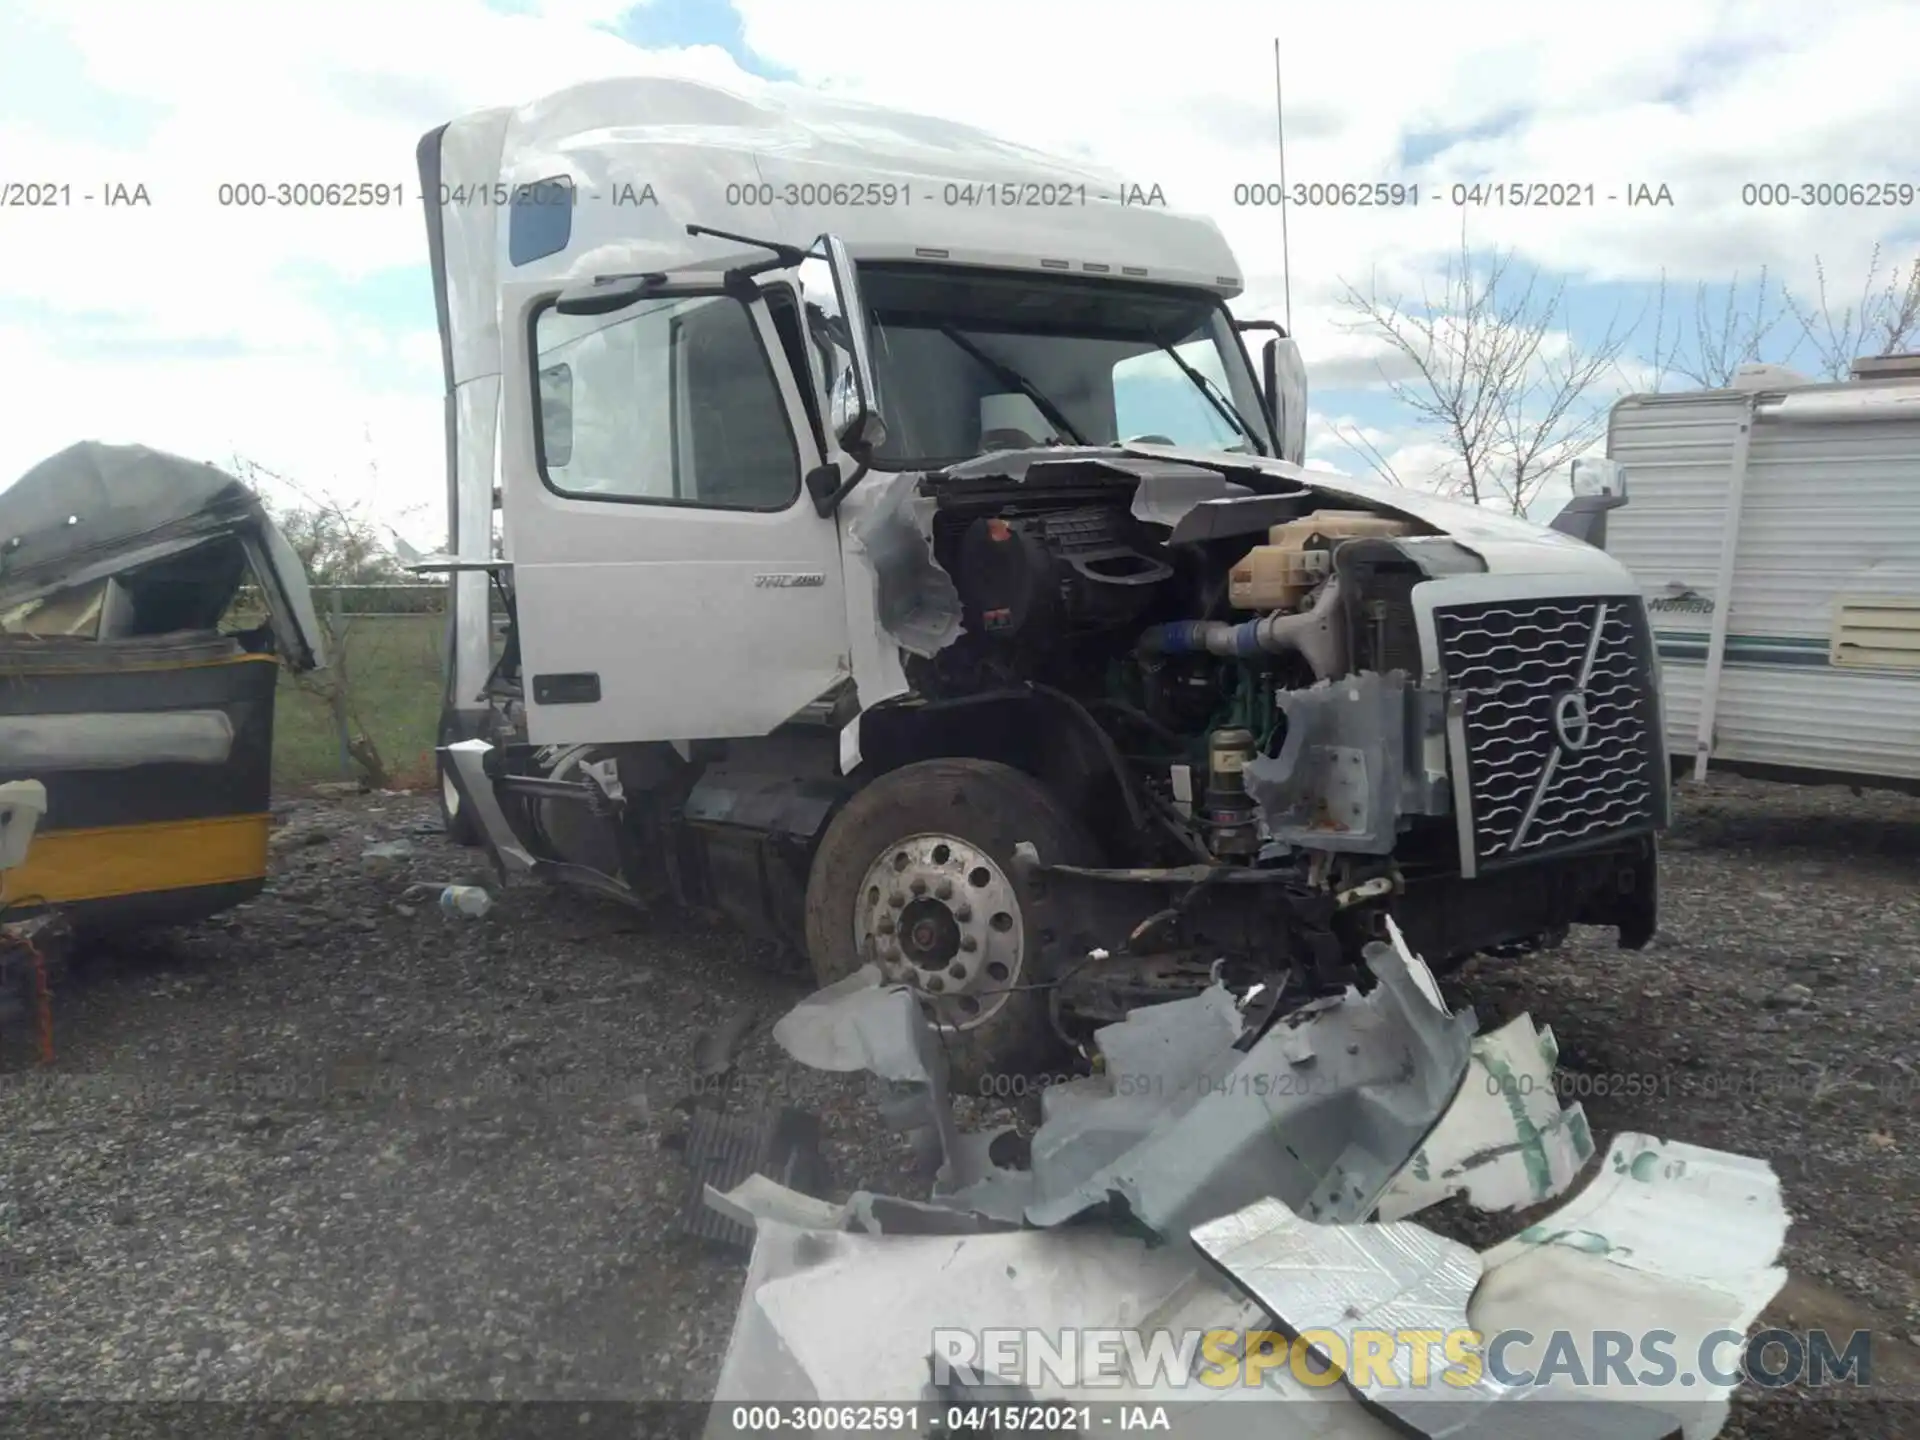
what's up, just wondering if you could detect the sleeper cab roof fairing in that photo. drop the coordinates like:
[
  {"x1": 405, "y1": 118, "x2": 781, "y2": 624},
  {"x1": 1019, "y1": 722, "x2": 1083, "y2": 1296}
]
[{"x1": 436, "y1": 73, "x2": 1244, "y2": 301}]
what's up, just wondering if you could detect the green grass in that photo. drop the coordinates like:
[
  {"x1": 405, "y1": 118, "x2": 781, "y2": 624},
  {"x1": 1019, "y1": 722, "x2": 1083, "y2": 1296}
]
[{"x1": 272, "y1": 614, "x2": 445, "y2": 791}]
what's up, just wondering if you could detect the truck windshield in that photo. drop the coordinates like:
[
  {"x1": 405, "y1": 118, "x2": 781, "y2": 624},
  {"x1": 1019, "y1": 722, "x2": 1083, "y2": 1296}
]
[{"x1": 847, "y1": 264, "x2": 1272, "y2": 468}]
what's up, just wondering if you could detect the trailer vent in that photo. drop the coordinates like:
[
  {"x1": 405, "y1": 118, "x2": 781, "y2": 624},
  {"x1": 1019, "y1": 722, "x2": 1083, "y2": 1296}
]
[
  {"x1": 1831, "y1": 596, "x2": 1920, "y2": 671},
  {"x1": 1849, "y1": 353, "x2": 1920, "y2": 381},
  {"x1": 1434, "y1": 595, "x2": 1663, "y2": 873}
]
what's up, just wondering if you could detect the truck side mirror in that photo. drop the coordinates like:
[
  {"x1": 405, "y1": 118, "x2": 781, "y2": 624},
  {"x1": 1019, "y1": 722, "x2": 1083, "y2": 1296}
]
[
  {"x1": 1262, "y1": 335, "x2": 1307, "y2": 466},
  {"x1": 1570, "y1": 457, "x2": 1627, "y2": 500},
  {"x1": 821, "y1": 235, "x2": 888, "y2": 454},
  {"x1": 1552, "y1": 458, "x2": 1630, "y2": 547}
]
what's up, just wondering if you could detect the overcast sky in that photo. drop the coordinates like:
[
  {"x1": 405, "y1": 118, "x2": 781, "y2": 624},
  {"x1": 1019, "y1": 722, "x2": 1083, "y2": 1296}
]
[{"x1": 3, "y1": 0, "x2": 1917, "y2": 542}]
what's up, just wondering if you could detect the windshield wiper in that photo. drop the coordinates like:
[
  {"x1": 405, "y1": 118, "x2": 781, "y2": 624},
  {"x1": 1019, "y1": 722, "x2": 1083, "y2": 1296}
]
[
  {"x1": 937, "y1": 325, "x2": 1088, "y2": 445},
  {"x1": 1155, "y1": 342, "x2": 1266, "y2": 455}
]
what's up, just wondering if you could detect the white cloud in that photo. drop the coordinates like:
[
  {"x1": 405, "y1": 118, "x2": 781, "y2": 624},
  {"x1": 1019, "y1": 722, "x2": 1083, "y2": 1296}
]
[
  {"x1": 2, "y1": 0, "x2": 1917, "y2": 535},
  {"x1": 0, "y1": 0, "x2": 767, "y2": 529}
]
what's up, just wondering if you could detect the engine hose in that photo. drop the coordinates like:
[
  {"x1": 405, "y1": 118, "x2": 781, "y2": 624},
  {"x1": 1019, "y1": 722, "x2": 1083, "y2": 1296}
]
[
  {"x1": 1136, "y1": 575, "x2": 1345, "y2": 678},
  {"x1": 1137, "y1": 618, "x2": 1263, "y2": 659}
]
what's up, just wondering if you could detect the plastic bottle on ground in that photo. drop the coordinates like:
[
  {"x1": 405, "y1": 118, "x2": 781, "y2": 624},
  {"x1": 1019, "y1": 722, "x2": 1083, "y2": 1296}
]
[{"x1": 439, "y1": 885, "x2": 492, "y2": 918}]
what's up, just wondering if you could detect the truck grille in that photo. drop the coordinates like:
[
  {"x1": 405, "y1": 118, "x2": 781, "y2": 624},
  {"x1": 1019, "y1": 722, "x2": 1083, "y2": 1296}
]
[{"x1": 1434, "y1": 595, "x2": 1661, "y2": 871}]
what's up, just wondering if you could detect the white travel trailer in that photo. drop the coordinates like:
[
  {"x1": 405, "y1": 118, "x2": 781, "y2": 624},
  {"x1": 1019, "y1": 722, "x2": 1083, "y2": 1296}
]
[
  {"x1": 414, "y1": 74, "x2": 1667, "y2": 1085},
  {"x1": 1600, "y1": 356, "x2": 1920, "y2": 791}
]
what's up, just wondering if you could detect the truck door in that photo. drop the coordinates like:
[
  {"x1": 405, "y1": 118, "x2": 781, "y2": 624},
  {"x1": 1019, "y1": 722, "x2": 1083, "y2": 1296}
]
[{"x1": 498, "y1": 274, "x2": 847, "y2": 745}]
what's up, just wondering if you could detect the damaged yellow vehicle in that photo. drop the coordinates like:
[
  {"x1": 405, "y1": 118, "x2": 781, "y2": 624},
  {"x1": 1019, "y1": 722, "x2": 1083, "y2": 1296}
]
[{"x1": 0, "y1": 442, "x2": 325, "y2": 934}]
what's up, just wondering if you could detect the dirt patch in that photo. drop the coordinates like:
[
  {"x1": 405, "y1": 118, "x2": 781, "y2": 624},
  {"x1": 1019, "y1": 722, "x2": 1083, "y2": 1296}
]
[{"x1": 0, "y1": 774, "x2": 1915, "y2": 1436}]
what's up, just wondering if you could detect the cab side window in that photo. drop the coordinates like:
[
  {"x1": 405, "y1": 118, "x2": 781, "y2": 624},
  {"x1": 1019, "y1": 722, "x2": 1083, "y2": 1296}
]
[{"x1": 533, "y1": 294, "x2": 801, "y2": 511}]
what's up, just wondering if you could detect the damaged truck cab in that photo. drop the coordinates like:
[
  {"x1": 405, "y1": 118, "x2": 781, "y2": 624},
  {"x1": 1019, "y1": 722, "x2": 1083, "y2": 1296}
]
[{"x1": 418, "y1": 77, "x2": 1666, "y2": 1085}]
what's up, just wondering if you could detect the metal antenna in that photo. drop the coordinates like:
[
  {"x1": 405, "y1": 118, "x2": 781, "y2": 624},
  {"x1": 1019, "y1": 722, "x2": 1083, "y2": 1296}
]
[{"x1": 1272, "y1": 38, "x2": 1293, "y2": 332}]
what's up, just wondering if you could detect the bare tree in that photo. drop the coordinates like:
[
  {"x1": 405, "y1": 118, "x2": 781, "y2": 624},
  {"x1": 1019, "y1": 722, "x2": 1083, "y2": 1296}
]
[
  {"x1": 230, "y1": 456, "x2": 401, "y2": 789},
  {"x1": 231, "y1": 457, "x2": 406, "y2": 586},
  {"x1": 1640, "y1": 268, "x2": 1792, "y2": 390},
  {"x1": 1326, "y1": 420, "x2": 1407, "y2": 488},
  {"x1": 1337, "y1": 230, "x2": 1635, "y2": 514},
  {"x1": 1784, "y1": 246, "x2": 1920, "y2": 380}
]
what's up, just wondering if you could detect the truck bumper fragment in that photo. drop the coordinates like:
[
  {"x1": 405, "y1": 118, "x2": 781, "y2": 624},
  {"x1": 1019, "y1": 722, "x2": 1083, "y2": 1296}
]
[{"x1": 714, "y1": 925, "x2": 1789, "y2": 1438}]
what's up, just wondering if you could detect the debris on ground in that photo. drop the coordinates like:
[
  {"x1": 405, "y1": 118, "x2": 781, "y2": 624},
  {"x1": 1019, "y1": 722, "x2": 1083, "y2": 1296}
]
[
  {"x1": 674, "y1": 1106, "x2": 828, "y2": 1250},
  {"x1": 1376, "y1": 1011, "x2": 1595, "y2": 1221},
  {"x1": 1191, "y1": 1132, "x2": 1786, "y2": 1438},
  {"x1": 437, "y1": 884, "x2": 492, "y2": 918},
  {"x1": 693, "y1": 1006, "x2": 760, "y2": 1083},
  {"x1": 1, "y1": 777, "x2": 1913, "y2": 1440},
  {"x1": 705, "y1": 920, "x2": 1795, "y2": 1435}
]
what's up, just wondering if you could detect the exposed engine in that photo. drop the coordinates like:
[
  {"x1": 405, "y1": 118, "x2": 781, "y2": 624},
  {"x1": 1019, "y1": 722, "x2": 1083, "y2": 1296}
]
[{"x1": 921, "y1": 471, "x2": 1426, "y2": 871}]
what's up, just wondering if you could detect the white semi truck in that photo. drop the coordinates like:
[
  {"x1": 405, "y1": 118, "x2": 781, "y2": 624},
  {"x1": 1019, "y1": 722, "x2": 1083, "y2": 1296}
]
[{"x1": 416, "y1": 75, "x2": 1668, "y2": 1085}]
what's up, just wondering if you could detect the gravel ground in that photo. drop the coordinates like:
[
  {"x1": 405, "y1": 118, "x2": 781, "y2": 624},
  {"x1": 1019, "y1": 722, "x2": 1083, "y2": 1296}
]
[{"x1": 1, "y1": 773, "x2": 1915, "y2": 1437}]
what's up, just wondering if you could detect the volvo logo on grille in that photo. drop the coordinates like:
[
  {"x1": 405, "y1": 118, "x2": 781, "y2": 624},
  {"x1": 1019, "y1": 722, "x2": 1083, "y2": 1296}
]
[{"x1": 1551, "y1": 689, "x2": 1593, "y2": 754}]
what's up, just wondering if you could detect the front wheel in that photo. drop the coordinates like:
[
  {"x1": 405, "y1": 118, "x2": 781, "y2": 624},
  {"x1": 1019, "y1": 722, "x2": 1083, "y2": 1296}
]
[{"x1": 802, "y1": 759, "x2": 1098, "y2": 1094}]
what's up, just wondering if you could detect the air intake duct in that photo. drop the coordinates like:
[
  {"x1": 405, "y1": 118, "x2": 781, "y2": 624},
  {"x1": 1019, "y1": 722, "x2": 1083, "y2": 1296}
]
[{"x1": 1136, "y1": 575, "x2": 1346, "y2": 679}]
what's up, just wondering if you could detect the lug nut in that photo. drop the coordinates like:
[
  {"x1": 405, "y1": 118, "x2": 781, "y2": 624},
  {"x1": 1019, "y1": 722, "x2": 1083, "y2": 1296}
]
[
  {"x1": 954, "y1": 904, "x2": 972, "y2": 922},
  {"x1": 889, "y1": 891, "x2": 907, "y2": 908},
  {"x1": 910, "y1": 878, "x2": 928, "y2": 895},
  {"x1": 877, "y1": 917, "x2": 895, "y2": 935},
  {"x1": 935, "y1": 879, "x2": 953, "y2": 900},
  {"x1": 959, "y1": 936, "x2": 978, "y2": 953}
]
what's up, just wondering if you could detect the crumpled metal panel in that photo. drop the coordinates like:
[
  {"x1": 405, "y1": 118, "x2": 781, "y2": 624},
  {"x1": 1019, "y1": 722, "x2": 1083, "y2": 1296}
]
[
  {"x1": 1486, "y1": 1132, "x2": 1788, "y2": 1292},
  {"x1": 765, "y1": 926, "x2": 1476, "y2": 1237},
  {"x1": 705, "y1": 1219, "x2": 852, "y2": 1423},
  {"x1": 1377, "y1": 1012, "x2": 1596, "y2": 1221},
  {"x1": 755, "y1": 1228, "x2": 1201, "y2": 1401},
  {"x1": 840, "y1": 469, "x2": 964, "y2": 663},
  {"x1": 769, "y1": 963, "x2": 941, "y2": 1083},
  {"x1": 1192, "y1": 1131, "x2": 1790, "y2": 1440},
  {"x1": 1195, "y1": 1192, "x2": 1485, "y2": 1341},
  {"x1": 711, "y1": 1222, "x2": 1408, "y2": 1437},
  {"x1": 770, "y1": 963, "x2": 978, "y2": 1193},
  {"x1": 677, "y1": 1107, "x2": 827, "y2": 1249},
  {"x1": 704, "y1": 1173, "x2": 1020, "y2": 1238},
  {"x1": 1244, "y1": 671, "x2": 1450, "y2": 855},
  {"x1": 706, "y1": 1127, "x2": 1786, "y2": 1439},
  {"x1": 1190, "y1": 1196, "x2": 1561, "y2": 1438},
  {"x1": 934, "y1": 929, "x2": 1475, "y2": 1236}
]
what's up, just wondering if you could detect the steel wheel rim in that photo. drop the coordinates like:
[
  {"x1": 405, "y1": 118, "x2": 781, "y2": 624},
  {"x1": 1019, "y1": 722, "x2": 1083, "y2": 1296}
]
[{"x1": 851, "y1": 832, "x2": 1025, "y2": 1032}]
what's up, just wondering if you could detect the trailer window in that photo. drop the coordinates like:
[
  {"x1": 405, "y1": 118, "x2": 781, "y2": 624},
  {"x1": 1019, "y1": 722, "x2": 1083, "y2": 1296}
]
[{"x1": 532, "y1": 293, "x2": 802, "y2": 511}]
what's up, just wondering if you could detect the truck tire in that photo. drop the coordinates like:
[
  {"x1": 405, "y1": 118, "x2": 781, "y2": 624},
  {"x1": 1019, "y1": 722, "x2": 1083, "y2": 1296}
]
[
  {"x1": 803, "y1": 758, "x2": 1099, "y2": 1095},
  {"x1": 438, "y1": 758, "x2": 484, "y2": 847}
]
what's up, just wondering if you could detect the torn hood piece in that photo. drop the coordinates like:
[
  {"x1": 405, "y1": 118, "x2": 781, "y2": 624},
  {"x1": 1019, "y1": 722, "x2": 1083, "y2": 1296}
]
[
  {"x1": 931, "y1": 441, "x2": 1633, "y2": 583},
  {"x1": 1192, "y1": 1132, "x2": 1790, "y2": 1439},
  {"x1": 0, "y1": 442, "x2": 326, "y2": 669},
  {"x1": 769, "y1": 963, "x2": 970, "y2": 1192},
  {"x1": 769, "y1": 927, "x2": 1476, "y2": 1240},
  {"x1": 710, "y1": 1134, "x2": 1790, "y2": 1438},
  {"x1": 1377, "y1": 1011, "x2": 1596, "y2": 1221},
  {"x1": 964, "y1": 932, "x2": 1475, "y2": 1234}
]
